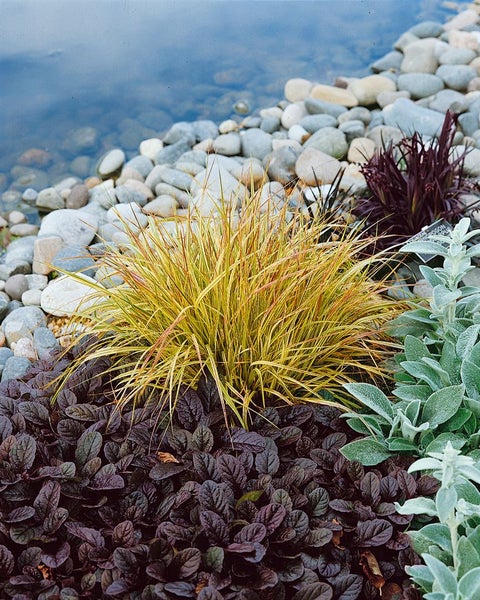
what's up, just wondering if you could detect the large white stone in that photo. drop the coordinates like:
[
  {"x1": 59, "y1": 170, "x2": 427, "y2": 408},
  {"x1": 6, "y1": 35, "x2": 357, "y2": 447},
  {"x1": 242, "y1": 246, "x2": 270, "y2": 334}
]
[
  {"x1": 38, "y1": 209, "x2": 99, "y2": 245},
  {"x1": 40, "y1": 274, "x2": 101, "y2": 317},
  {"x1": 295, "y1": 148, "x2": 342, "y2": 185},
  {"x1": 190, "y1": 162, "x2": 248, "y2": 210}
]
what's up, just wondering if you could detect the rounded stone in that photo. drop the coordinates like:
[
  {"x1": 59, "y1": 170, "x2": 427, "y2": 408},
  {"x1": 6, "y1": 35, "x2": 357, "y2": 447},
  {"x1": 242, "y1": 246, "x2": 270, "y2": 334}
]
[
  {"x1": 66, "y1": 184, "x2": 89, "y2": 209},
  {"x1": 21, "y1": 288, "x2": 42, "y2": 306},
  {"x1": 9, "y1": 224, "x2": 39, "y2": 237},
  {"x1": 38, "y1": 209, "x2": 99, "y2": 245},
  {"x1": 124, "y1": 155, "x2": 153, "y2": 178},
  {"x1": 139, "y1": 138, "x2": 164, "y2": 161},
  {"x1": 429, "y1": 89, "x2": 469, "y2": 113},
  {"x1": 97, "y1": 149, "x2": 126, "y2": 178},
  {"x1": 281, "y1": 102, "x2": 309, "y2": 129},
  {"x1": 284, "y1": 78, "x2": 313, "y2": 102},
  {"x1": 107, "y1": 202, "x2": 148, "y2": 231},
  {"x1": 299, "y1": 114, "x2": 337, "y2": 132},
  {"x1": 143, "y1": 196, "x2": 179, "y2": 217},
  {"x1": 383, "y1": 98, "x2": 445, "y2": 137},
  {"x1": 370, "y1": 50, "x2": 403, "y2": 73},
  {"x1": 409, "y1": 21, "x2": 444, "y2": 38},
  {"x1": 295, "y1": 147, "x2": 342, "y2": 185},
  {"x1": 304, "y1": 127, "x2": 348, "y2": 159},
  {"x1": 4, "y1": 320, "x2": 32, "y2": 345},
  {"x1": 436, "y1": 64, "x2": 477, "y2": 91},
  {"x1": 338, "y1": 120, "x2": 365, "y2": 142},
  {"x1": 347, "y1": 137, "x2": 376, "y2": 163},
  {"x1": 33, "y1": 327, "x2": 60, "y2": 360},
  {"x1": 439, "y1": 47, "x2": 477, "y2": 65},
  {"x1": 347, "y1": 75, "x2": 396, "y2": 106},
  {"x1": 1, "y1": 306, "x2": 47, "y2": 333},
  {"x1": 1, "y1": 356, "x2": 31, "y2": 382},
  {"x1": 12, "y1": 337, "x2": 37, "y2": 361},
  {"x1": 94, "y1": 265, "x2": 124, "y2": 289},
  {"x1": 4, "y1": 274, "x2": 29, "y2": 301},
  {"x1": 212, "y1": 133, "x2": 242, "y2": 156},
  {"x1": 36, "y1": 187, "x2": 65, "y2": 211},
  {"x1": 40, "y1": 274, "x2": 100, "y2": 317},
  {"x1": 401, "y1": 38, "x2": 439, "y2": 73},
  {"x1": 397, "y1": 73, "x2": 444, "y2": 99},
  {"x1": 240, "y1": 128, "x2": 272, "y2": 160},
  {"x1": 52, "y1": 245, "x2": 96, "y2": 277},
  {"x1": 310, "y1": 84, "x2": 358, "y2": 107}
]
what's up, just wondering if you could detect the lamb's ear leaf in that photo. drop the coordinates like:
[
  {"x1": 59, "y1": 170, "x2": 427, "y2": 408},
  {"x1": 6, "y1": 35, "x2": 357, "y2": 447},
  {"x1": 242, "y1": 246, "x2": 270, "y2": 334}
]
[
  {"x1": 457, "y1": 536, "x2": 480, "y2": 580},
  {"x1": 340, "y1": 439, "x2": 392, "y2": 466},
  {"x1": 422, "y1": 553, "x2": 458, "y2": 595},
  {"x1": 343, "y1": 383, "x2": 394, "y2": 423}
]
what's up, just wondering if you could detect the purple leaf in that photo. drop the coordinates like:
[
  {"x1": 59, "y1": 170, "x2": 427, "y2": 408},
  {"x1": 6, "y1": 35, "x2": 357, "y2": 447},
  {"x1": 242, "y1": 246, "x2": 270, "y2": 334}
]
[
  {"x1": 193, "y1": 451, "x2": 220, "y2": 481},
  {"x1": 171, "y1": 547, "x2": 201, "y2": 578},
  {"x1": 34, "y1": 480, "x2": 61, "y2": 521},
  {"x1": 3, "y1": 506, "x2": 35, "y2": 523},
  {"x1": 217, "y1": 454, "x2": 247, "y2": 490},
  {"x1": 112, "y1": 520, "x2": 135, "y2": 547},
  {"x1": 353, "y1": 519, "x2": 393, "y2": 547},
  {"x1": 192, "y1": 424, "x2": 214, "y2": 452},
  {"x1": 149, "y1": 462, "x2": 186, "y2": 481},
  {"x1": 229, "y1": 429, "x2": 266, "y2": 453},
  {"x1": 200, "y1": 510, "x2": 229, "y2": 546},
  {"x1": 176, "y1": 388, "x2": 205, "y2": 430},
  {"x1": 89, "y1": 464, "x2": 124, "y2": 490},
  {"x1": 40, "y1": 541, "x2": 70, "y2": 568},
  {"x1": 292, "y1": 582, "x2": 333, "y2": 600},
  {"x1": 255, "y1": 447, "x2": 280, "y2": 476},
  {"x1": 113, "y1": 547, "x2": 138, "y2": 573},
  {"x1": 234, "y1": 522, "x2": 267, "y2": 544},
  {"x1": 0, "y1": 544, "x2": 14, "y2": 577},
  {"x1": 253, "y1": 503, "x2": 286, "y2": 535},
  {"x1": 9, "y1": 434, "x2": 36, "y2": 472},
  {"x1": 331, "y1": 574, "x2": 363, "y2": 600}
]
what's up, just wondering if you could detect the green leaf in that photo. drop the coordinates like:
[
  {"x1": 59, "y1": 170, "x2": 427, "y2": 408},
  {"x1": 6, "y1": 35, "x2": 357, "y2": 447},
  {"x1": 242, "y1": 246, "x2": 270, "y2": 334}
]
[
  {"x1": 422, "y1": 554, "x2": 457, "y2": 595},
  {"x1": 395, "y1": 497, "x2": 437, "y2": 517},
  {"x1": 339, "y1": 438, "x2": 392, "y2": 466},
  {"x1": 464, "y1": 396, "x2": 480, "y2": 418},
  {"x1": 458, "y1": 567, "x2": 480, "y2": 600},
  {"x1": 393, "y1": 384, "x2": 431, "y2": 402},
  {"x1": 400, "y1": 360, "x2": 444, "y2": 390},
  {"x1": 422, "y1": 385, "x2": 465, "y2": 428},
  {"x1": 425, "y1": 434, "x2": 467, "y2": 455},
  {"x1": 404, "y1": 335, "x2": 433, "y2": 361},
  {"x1": 457, "y1": 535, "x2": 480, "y2": 580},
  {"x1": 461, "y1": 360, "x2": 480, "y2": 400},
  {"x1": 385, "y1": 437, "x2": 418, "y2": 452},
  {"x1": 436, "y1": 487, "x2": 457, "y2": 523},
  {"x1": 441, "y1": 408, "x2": 471, "y2": 432},
  {"x1": 456, "y1": 325, "x2": 480, "y2": 360},
  {"x1": 405, "y1": 564, "x2": 435, "y2": 592},
  {"x1": 401, "y1": 240, "x2": 449, "y2": 257},
  {"x1": 343, "y1": 383, "x2": 394, "y2": 423},
  {"x1": 409, "y1": 524, "x2": 452, "y2": 554}
]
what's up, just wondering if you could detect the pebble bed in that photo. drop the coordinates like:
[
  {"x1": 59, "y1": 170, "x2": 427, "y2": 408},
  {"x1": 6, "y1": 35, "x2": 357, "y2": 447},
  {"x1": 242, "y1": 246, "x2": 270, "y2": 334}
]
[{"x1": 3, "y1": 7, "x2": 480, "y2": 381}]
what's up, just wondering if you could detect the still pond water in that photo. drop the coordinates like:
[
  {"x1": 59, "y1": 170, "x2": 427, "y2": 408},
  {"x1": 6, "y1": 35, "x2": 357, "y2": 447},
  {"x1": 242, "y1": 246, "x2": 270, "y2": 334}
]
[{"x1": 0, "y1": 0, "x2": 459, "y2": 191}]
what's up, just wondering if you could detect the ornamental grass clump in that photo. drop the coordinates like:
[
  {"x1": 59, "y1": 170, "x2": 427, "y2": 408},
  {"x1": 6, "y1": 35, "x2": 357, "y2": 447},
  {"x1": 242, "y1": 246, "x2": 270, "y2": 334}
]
[{"x1": 59, "y1": 195, "x2": 402, "y2": 428}]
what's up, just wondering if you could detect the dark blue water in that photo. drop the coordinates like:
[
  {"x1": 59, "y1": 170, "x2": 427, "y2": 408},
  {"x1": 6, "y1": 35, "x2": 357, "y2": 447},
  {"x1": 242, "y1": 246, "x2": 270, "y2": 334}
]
[{"x1": 0, "y1": 0, "x2": 456, "y2": 190}]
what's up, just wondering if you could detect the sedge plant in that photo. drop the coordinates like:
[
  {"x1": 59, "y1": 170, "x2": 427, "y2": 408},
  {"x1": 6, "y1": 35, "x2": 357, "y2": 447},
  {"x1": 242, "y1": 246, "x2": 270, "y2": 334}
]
[{"x1": 56, "y1": 191, "x2": 404, "y2": 429}]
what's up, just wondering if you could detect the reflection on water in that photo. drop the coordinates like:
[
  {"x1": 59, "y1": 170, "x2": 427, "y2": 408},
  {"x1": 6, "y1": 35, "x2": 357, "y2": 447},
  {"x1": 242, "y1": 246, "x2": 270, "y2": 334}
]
[{"x1": 0, "y1": 0, "x2": 455, "y2": 188}]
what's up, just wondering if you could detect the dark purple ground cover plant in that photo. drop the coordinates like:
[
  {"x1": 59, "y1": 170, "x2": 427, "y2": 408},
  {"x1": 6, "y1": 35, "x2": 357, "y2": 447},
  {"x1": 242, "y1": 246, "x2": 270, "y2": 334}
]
[
  {"x1": 0, "y1": 347, "x2": 439, "y2": 600},
  {"x1": 354, "y1": 110, "x2": 477, "y2": 251}
]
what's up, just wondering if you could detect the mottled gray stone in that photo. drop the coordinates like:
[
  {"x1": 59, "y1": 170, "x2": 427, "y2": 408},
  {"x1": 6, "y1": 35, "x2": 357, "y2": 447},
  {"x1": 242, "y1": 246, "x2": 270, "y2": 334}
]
[
  {"x1": 436, "y1": 64, "x2": 477, "y2": 91},
  {"x1": 163, "y1": 122, "x2": 196, "y2": 145},
  {"x1": 299, "y1": 114, "x2": 337, "y2": 132},
  {"x1": 155, "y1": 140, "x2": 192, "y2": 165},
  {"x1": 124, "y1": 155, "x2": 153, "y2": 177},
  {"x1": 5, "y1": 236, "x2": 36, "y2": 264},
  {"x1": 397, "y1": 73, "x2": 444, "y2": 99},
  {"x1": 213, "y1": 133, "x2": 242, "y2": 156},
  {"x1": 38, "y1": 209, "x2": 98, "y2": 245},
  {"x1": 409, "y1": 20, "x2": 443, "y2": 38},
  {"x1": 240, "y1": 128, "x2": 272, "y2": 160},
  {"x1": 260, "y1": 115, "x2": 281, "y2": 133},
  {"x1": 428, "y1": 89, "x2": 468, "y2": 114},
  {"x1": 157, "y1": 167, "x2": 193, "y2": 191},
  {"x1": 304, "y1": 97, "x2": 347, "y2": 118},
  {"x1": 338, "y1": 120, "x2": 365, "y2": 142},
  {"x1": 458, "y1": 112, "x2": 480, "y2": 137},
  {"x1": 304, "y1": 127, "x2": 348, "y2": 159},
  {"x1": 264, "y1": 146, "x2": 300, "y2": 185},
  {"x1": 383, "y1": 98, "x2": 445, "y2": 136},
  {"x1": 1, "y1": 306, "x2": 47, "y2": 333},
  {"x1": 114, "y1": 185, "x2": 148, "y2": 206},
  {"x1": 52, "y1": 245, "x2": 96, "y2": 277},
  {"x1": 1, "y1": 356, "x2": 31, "y2": 381},
  {"x1": 439, "y1": 47, "x2": 477, "y2": 65},
  {"x1": 4, "y1": 274, "x2": 29, "y2": 301},
  {"x1": 192, "y1": 120, "x2": 219, "y2": 141},
  {"x1": 33, "y1": 327, "x2": 60, "y2": 360},
  {"x1": 370, "y1": 50, "x2": 403, "y2": 73}
]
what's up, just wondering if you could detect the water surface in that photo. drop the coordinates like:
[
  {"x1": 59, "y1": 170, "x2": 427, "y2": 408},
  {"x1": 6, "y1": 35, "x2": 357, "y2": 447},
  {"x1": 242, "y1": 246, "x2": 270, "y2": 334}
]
[{"x1": 0, "y1": 0, "x2": 459, "y2": 189}]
